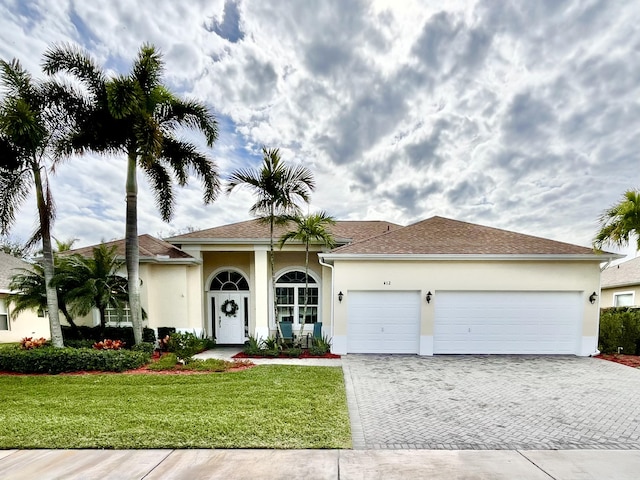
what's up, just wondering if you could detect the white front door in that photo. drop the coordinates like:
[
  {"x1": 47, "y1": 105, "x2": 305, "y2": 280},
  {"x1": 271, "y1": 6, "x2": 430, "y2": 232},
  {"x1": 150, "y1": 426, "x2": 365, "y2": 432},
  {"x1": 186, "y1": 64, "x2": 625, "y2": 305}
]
[{"x1": 211, "y1": 292, "x2": 246, "y2": 344}]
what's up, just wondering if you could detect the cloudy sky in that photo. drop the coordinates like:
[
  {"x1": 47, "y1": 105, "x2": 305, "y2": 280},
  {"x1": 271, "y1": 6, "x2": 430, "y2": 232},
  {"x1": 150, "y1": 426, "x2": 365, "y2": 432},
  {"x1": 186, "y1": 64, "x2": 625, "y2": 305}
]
[{"x1": 1, "y1": 0, "x2": 638, "y2": 258}]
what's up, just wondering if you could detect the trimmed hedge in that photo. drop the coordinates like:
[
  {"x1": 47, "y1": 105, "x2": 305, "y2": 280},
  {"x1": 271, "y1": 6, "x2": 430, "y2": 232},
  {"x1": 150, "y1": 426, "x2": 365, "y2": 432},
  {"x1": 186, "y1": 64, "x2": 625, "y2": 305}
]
[
  {"x1": 0, "y1": 346, "x2": 151, "y2": 374},
  {"x1": 62, "y1": 326, "x2": 156, "y2": 346},
  {"x1": 599, "y1": 307, "x2": 640, "y2": 354}
]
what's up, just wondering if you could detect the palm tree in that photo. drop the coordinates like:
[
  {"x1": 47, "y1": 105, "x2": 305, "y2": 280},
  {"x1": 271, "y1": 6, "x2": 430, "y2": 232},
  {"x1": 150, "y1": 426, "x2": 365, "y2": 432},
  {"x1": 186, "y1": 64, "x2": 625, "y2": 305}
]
[
  {"x1": 43, "y1": 43, "x2": 220, "y2": 344},
  {"x1": 594, "y1": 189, "x2": 640, "y2": 251},
  {"x1": 7, "y1": 257, "x2": 79, "y2": 332},
  {"x1": 227, "y1": 147, "x2": 315, "y2": 332},
  {"x1": 279, "y1": 211, "x2": 336, "y2": 335},
  {"x1": 54, "y1": 245, "x2": 129, "y2": 328},
  {"x1": 0, "y1": 58, "x2": 70, "y2": 347}
]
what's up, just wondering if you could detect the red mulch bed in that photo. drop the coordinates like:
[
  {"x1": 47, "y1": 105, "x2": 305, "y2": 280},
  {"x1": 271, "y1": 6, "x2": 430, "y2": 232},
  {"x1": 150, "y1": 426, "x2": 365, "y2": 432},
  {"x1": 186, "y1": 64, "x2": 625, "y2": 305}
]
[
  {"x1": 596, "y1": 354, "x2": 640, "y2": 368},
  {"x1": 233, "y1": 351, "x2": 341, "y2": 359}
]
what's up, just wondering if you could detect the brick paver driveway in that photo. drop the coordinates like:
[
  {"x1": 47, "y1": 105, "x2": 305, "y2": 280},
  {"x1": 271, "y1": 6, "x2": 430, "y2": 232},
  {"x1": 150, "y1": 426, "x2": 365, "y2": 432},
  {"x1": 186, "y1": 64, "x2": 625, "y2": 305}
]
[{"x1": 342, "y1": 355, "x2": 640, "y2": 450}]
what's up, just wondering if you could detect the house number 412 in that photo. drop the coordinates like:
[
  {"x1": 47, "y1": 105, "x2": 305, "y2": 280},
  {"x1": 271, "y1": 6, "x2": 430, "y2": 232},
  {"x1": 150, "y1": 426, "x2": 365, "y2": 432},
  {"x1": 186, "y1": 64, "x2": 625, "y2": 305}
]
[{"x1": 383, "y1": 281, "x2": 391, "y2": 285}]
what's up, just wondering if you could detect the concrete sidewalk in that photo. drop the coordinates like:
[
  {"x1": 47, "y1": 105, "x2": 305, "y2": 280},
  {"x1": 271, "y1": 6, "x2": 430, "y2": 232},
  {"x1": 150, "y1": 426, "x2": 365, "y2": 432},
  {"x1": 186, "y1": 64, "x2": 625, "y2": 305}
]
[{"x1": 1, "y1": 449, "x2": 640, "y2": 479}]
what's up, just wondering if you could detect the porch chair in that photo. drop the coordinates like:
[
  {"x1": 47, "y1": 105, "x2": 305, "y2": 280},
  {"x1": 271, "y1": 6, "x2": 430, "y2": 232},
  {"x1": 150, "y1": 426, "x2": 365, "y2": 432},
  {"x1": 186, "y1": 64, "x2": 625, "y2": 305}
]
[
  {"x1": 309, "y1": 322, "x2": 323, "y2": 347},
  {"x1": 278, "y1": 321, "x2": 295, "y2": 347}
]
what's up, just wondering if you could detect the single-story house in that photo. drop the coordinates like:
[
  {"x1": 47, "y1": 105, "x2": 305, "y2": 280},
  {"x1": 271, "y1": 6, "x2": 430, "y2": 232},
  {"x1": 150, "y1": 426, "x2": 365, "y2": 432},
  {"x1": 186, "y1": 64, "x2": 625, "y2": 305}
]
[
  {"x1": 600, "y1": 256, "x2": 640, "y2": 307},
  {"x1": 0, "y1": 252, "x2": 51, "y2": 342},
  {"x1": 65, "y1": 216, "x2": 619, "y2": 356}
]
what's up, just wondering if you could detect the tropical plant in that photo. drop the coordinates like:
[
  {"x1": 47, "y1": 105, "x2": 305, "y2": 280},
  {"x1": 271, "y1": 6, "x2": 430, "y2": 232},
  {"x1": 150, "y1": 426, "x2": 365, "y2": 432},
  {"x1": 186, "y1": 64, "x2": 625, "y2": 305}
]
[
  {"x1": 43, "y1": 43, "x2": 220, "y2": 344},
  {"x1": 0, "y1": 58, "x2": 75, "y2": 347},
  {"x1": 7, "y1": 258, "x2": 79, "y2": 331},
  {"x1": 227, "y1": 147, "x2": 315, "y2": 333},
  {"x1": 279, "y1": 211, "x2": 335, "y2": 335},
  {"x1": 594, "y1": 189, "x2": 640, "y2": 251},
  {"x1": 52, "y1": 244, "x2": 129, "y2": 328}
]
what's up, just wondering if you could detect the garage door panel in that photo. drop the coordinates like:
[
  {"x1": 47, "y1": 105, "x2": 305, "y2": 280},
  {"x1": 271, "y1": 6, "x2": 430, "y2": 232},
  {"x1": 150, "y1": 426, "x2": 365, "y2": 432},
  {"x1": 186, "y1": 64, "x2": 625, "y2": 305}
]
[
  {"x1": 348, "y1": 291, "x2": 420, "y2": 354},
  {"x1": 434, "y1": 291, "x2": 581, "y2": 355}
]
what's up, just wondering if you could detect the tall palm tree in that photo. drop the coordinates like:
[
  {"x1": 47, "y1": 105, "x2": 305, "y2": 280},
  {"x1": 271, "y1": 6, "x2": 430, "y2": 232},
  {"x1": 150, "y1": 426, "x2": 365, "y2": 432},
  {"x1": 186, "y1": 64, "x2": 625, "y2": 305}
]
[
  {"x1": 0, "y1": 58, "x2": 70, "y2": 347},
  {"x1": 43, "y1": 43, "x2": 220, "y2": 344},
  {"x1": 54, "y1": 245, "x2": 129, "y2": 328},
  {"x1": 227, "y1": 147, "x2": 315, "y2": 331},
  {"x1": 279, "y1": 211, "x2": 336, "y2": 335},
  {"x1": 594, "y1": 189, "x2": 640, "y2": 251}
]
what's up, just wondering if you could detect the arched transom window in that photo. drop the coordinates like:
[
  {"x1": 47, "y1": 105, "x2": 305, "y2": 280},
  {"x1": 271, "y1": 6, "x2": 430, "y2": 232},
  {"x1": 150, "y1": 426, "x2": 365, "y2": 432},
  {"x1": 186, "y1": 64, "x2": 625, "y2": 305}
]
[
  {"x1": 210, "y1": 270, "x2": 249, "y2": 291},
  {"x1": 275, "y1": 270, "x2": 318, "y2": 324}
]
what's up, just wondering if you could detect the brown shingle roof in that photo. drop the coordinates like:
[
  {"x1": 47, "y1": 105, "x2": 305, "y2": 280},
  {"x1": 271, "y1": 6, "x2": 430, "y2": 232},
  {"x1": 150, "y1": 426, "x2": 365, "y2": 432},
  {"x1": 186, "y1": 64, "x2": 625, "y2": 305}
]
[
  {"x1": 67, "y1": 234, "x2": 194, "y2": 260},
  {"x1": 601, "y1": 256, "x2": 640, "y2": 288},
  {"x1": 168, "y1": 219, "x2": 402, "y2": 244},
  {"x1": 329, "y1": 216, "x2": 596, "y2": 255},
  {"x1": 0, "y1": 252, "x2": 31, "y2": 290}
]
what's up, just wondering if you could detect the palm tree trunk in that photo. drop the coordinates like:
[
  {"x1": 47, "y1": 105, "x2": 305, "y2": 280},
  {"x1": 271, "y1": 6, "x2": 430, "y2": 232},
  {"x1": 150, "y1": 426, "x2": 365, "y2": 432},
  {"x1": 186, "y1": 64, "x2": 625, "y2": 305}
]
[
  {"x1": 125, "y1": 147, "x2": 143, "y2": 345},
  {"x1": 300, "y1": 242, "x2": 309, "y2": 337},
  {"x1": 32, "y1": 163, "x2": 64, "y2": 348},
  {"x1": 271, "y1": 209, "x2": 282, "y2": 340}
]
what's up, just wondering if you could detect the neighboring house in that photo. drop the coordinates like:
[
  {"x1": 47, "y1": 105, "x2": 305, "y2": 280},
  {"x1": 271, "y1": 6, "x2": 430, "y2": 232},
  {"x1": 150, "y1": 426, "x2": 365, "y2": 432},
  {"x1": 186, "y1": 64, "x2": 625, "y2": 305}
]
[
  {"x1": 68, "y1": 216, "x2": 619, "y2": 357},
  {"x1": 600, "y1": 256, "x2": 640, "y2": 308},
  {"x1": 0, "y1": 252, "x2": 51, "y2": 342}
]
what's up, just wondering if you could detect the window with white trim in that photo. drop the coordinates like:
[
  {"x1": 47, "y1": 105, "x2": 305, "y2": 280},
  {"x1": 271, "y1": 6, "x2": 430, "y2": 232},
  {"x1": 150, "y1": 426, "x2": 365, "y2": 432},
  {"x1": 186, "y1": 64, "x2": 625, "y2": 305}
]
[
  {"x1": 614, "y1": 292, "x2": 635, "y2": 307},
  {"x1": 0, "y1": 298, "x2": 8, "y2": 331},
  {"x1": 105, "y1": 304, "x2": 132, "y2": 326},
  {"x1": 275, "y1": 271, "x2": 319, "y2": 325}
]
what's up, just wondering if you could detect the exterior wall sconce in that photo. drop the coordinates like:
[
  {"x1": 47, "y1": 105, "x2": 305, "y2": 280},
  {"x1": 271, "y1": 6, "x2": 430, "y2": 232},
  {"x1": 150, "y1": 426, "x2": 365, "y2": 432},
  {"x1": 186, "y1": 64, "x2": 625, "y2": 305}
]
[
  {"x1": 338, "y1": 291, "x2": 344, "y2": 302},
  {"x1": 589, "y1": 292, "x2": 598, "y2": 304},
  {"x1": 426, "y1": 291, "x2": 432, "y2": 304}
]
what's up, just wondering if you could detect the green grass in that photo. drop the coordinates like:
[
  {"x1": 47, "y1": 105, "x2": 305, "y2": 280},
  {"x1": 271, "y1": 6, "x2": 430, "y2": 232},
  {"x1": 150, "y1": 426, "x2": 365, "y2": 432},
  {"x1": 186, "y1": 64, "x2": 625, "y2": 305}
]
[{"x1": 0, "y1": 365, "x2": 351, "y2": 449}]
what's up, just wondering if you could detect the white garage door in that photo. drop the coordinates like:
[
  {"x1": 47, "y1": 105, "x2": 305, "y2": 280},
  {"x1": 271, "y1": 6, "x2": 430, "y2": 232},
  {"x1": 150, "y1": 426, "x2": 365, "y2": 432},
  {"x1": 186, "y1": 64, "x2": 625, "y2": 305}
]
[
  {"x1": 434, "y1": 291, "x2": 582, "y2": 354},
  {"x1": 347, "y1": 291, "x2": 420, "y2": 354}
]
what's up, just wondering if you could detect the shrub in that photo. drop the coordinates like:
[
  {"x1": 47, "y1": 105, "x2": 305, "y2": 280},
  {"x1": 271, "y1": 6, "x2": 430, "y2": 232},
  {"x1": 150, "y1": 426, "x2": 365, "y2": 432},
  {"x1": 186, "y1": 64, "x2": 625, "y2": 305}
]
[
  {"x1": 93, "y1": 339, "x2": 124, "y2": 350},
  {"x1": 157, "y1": 327, "x2": 176, "y2": 340},
  {"x1": 262, "y1": 336, "x2": 280, "y2": 351},
  {"x1": 64, "y1": 339, "x2": 95, "y2": 349},
  {"x1": 283, "y1": 347, "x2": 302, "y2": 358},
  {"x1": 131, "y1": 342, "x2": 155, "y2": 355},
  {"x1": 167, "y1": 332, "x2": 202, "y2": 364},
  {"x1": 61, "y1": 325, "x2": 156, "y2": 346},
  {"x1": 243, "y1": 335, "x2": 263, "y2": 355},
  {"x1": 148, "y1": 353, "x2": 179, "y2": 370},
  {"x1": 19, "y1": 337, "x2": 48, "y2": 350},
  {"x1": 599, "y1": 308, "x2": 640, "y2": 354},
  {"x1": 0, "y1": 347, "x2": 150, "y2": 374},
  {"x1": 309, "y1": 334, "x2": 332, "y2": 356}
]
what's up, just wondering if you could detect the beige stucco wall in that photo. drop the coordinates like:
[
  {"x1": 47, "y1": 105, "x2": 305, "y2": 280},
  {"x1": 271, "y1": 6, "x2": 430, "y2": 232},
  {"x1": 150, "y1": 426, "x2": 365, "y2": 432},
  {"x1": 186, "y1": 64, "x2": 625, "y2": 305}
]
[
  {"x1": 332, "y1": 260, "x2": 602, "y2": 342},
  {"x1": 0, "y1": 294, "x2": 52, "y2": 343},
  {"x1": 601, "y1": 286, "x2": 640, "y2": 308},
  {"x1": 144, "y1": 263, "x2": 202, "y2": 331}
]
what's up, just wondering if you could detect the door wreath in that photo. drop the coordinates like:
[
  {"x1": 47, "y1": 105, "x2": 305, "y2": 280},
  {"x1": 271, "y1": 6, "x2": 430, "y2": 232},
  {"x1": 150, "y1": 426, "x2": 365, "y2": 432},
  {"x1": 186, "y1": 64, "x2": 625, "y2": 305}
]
[{"x1": 221, "y1": 299, "x2": 239, "y2": 317}]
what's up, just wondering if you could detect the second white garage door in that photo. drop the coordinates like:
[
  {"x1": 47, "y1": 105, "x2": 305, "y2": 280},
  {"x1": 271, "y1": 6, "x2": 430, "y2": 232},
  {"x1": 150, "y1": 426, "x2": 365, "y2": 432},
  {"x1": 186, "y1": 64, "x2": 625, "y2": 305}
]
[
  {"x1": 347, "y1": 291, "x2": 420, "y2": 354},
  {"x1": 434, "y1": 291, "x2": 582, "y2": 354}
]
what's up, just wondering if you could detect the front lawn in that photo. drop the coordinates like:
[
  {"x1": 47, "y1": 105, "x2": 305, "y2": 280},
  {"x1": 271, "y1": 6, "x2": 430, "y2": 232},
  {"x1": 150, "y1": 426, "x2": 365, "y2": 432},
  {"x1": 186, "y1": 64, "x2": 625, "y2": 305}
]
[{"x1": 0, "y1": 365, "x2": 351, "y2": 449}]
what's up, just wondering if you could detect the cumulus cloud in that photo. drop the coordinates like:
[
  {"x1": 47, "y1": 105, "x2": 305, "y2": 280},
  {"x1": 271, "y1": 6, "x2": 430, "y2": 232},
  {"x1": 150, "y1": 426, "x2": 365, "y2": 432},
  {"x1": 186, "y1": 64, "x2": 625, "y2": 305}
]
[{"x1": 1, "y1": 0, "x2": 639, "y2": 258}]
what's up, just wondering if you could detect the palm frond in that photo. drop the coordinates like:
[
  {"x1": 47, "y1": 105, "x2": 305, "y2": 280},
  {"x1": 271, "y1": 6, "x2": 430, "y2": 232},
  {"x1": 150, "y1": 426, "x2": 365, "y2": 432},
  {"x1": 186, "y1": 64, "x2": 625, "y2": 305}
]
[
  {"x1": 42, "y1": 43, "x2": 107, "y2": 97},
  {"x1": 132, "y1": 43, "x2": 163, "y2": 95},
  {"x1": 594, "y1": 189, "x2": 640, "y2": 250},
  {"x1": 140, "y1": 160, "x2": 174, "y2": 221},
  {"x1": 0, "y1": 167, "x2": 31, "y2": 234},
  {"x1": 161, "y1": 137, "x2": 220, "y2": 203},
  {"x1": 161, "y1": 98, "x2": 218, "y2": 146}
]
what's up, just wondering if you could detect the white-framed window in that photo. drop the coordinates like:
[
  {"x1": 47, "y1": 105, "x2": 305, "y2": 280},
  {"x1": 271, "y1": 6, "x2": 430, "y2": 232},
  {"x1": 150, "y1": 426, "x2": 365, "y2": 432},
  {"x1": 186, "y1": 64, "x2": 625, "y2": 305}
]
[
  {"x1": 0, "y1": 298, "x2": 8, "y2": 331},
  {"x1": 614, "y1": 292, "x2": 635, "y2": 307},
  {"x1": 105, "y1": 304, "x2": 132, "y2": 326},
  {"x1": 275, "y1": 270, "x2": 319, "y2": 325}
]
